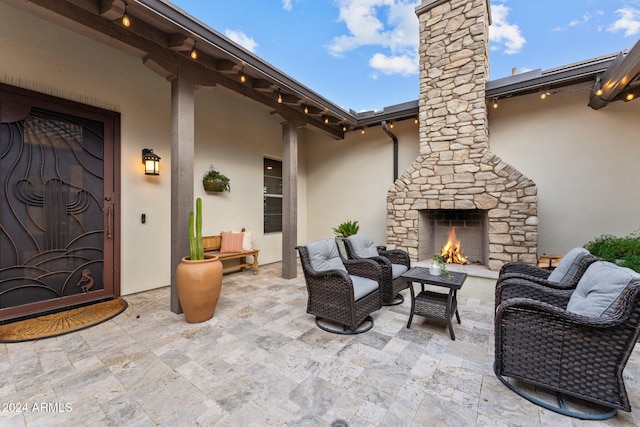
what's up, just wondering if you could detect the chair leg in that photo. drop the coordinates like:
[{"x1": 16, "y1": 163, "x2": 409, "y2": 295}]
[
  {"x1": 495, "y1": 372, "x2": 618, "y2": 420},
  {"x1": 315, "y1": 315, "x2": 374, "y2": 335}
]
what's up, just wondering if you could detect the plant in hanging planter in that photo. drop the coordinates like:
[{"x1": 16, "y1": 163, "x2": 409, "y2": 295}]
[{"x1": 202, "y1": 165, "x2": 231, "y2": 192}]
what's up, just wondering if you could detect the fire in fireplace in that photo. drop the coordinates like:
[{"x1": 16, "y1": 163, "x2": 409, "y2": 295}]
[{"x1": 440, "y1": 227, "x2": 469, "y2": 265}]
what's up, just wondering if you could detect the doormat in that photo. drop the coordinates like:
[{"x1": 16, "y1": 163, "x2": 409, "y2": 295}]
[{"x1": 0, "y1": 298, "x2": 127, "y2": 343}]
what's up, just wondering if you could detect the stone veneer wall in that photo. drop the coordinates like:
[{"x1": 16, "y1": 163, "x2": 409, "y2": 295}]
[{"x1": 386, "y1": 0, "x2": 538, "y2": 270}]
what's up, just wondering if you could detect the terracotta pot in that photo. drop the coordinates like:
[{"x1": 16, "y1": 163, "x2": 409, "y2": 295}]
[{"x1": 175, "y1": 255, "x2": 223, "y2": 323}]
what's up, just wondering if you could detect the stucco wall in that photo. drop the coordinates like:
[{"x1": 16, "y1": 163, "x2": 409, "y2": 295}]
[
  {"x1": 488, "y1": 86, "x2": 640, "y2": 254},
  {"x1": 0, "y1": 3, "x2": 308, "y2": 296},
  {"x1": 304, "y1": 119, "x2": 419, "y2": 244}
]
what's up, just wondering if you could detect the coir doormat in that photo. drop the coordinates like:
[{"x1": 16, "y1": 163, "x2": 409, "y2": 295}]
[{"x1": 0, "y1": 298, "x2": 128, "y2": 343}]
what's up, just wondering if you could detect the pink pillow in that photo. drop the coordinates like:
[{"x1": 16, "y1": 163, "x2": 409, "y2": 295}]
[{"x1": 220, "y1": 231, "x2": 244, "y2": 253}]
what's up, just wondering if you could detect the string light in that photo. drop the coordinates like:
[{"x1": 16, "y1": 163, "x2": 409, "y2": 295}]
[
  {"x1": 277, "y1": 90, "x2": 283, "y2": 104},
  {"x1": 361, "y1": 128, "x2": 365, "y2": 135},
  {"x1": 491, "y1": 98, "x2": 499, "y2": 109},
  {"x1": 414, "y1": 117, "x2": 418, "y2": 124},
  {"x1": 595, "y1": 88, "x2": 603, "y2": 96},
  {"x1": 342, "y1": 124, "x2": 348, "y2": 132},
  {"x1": 323, "y1": 116, "x2": 329, "y2": 124},
  {"x1": 303, "y1": 104, "x2": 309, "y2": 114},
  {"x1": 626, "y1": 92, "x2": 635, "y2": 101},
  {"x1": 239, "y1": 69, "x2": 246, "y2": 83},
  {"x1": 122, "y1": 3, "x2": 131, "y2": 27},
  {"x1": 190, "y1": 41, "x2": 198, "y2": 60}
]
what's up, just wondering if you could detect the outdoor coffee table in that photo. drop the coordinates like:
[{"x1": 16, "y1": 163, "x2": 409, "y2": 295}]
[{"x1": 402, "y1": 267, "x2": 467, "y2": 340}]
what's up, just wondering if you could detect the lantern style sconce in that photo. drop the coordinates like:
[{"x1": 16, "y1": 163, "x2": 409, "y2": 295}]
[{"x1": 142, "y1": 148, "x2": 160, "y2": 175}]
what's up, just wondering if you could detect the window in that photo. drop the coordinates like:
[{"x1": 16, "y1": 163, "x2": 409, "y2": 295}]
[{"x1": 264, "y1": 158, "x2": 282, "y2": 233}]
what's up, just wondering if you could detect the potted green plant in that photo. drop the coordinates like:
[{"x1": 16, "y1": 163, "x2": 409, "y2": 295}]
[
  {"x1": 202, "y1": 165, "x2": 231, "y2": 192},
  {"x1": 332, "y1": 220, "x2": 360, "y2": 237},
  {"x1": 430, "y1": 255, "x2": 452, "y2": 278},
  {"x1": 175, "y1": 197, "x2": 223, "y2": 323}
]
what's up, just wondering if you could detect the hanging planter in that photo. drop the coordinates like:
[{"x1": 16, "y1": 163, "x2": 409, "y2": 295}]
[{"x1": 202, "y1": 165, "x2": 230, "y2": 193}]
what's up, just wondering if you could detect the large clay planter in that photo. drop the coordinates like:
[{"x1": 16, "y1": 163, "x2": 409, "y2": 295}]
[{"x1": 175, "y1": 255, "x2": 223, "y2": 323}]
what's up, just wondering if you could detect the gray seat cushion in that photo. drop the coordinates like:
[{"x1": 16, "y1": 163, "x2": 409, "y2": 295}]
[
  {"x1": 392, "y1": 264, "x2": 409, "y2": 279},
  {"x1": 547, "y1": 247, "x2": 590, "y2": 283},
  {"x1": 566, "y1": 261, "x2": 640, "y2": 317},
  {"x1": 347, "y1": 234, "x2": 379, "y2": 258},
  {"x1": 306, "y1": 239, "x2": 347, "y2": 273},
  {"x1": 349, "y1": 275, "x2": 379, "y2": 300}
]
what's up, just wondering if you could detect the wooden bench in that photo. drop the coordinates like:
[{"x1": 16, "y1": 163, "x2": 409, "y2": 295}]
[{"x1": 202, "y1": 229, "x2": 259, "y2": 275}]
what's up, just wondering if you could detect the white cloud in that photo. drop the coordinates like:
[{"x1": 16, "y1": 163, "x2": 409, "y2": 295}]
[
  {"x1": 569, "y1": 13, "x2": 592, "y2": 28},
  {"x1": 326, "y1": 0, "x2": 420, "y2": 76},
  {"x1": 607, "y1": 8, "x2": 640, "y2": 37},
  {"x1": 369, "y1": 52, "x2": 418, "y2": 76},
  {"x1": 282, "y1": 0, "x2": 293, "y2": 11},
  {"x1": 489, "y1": 4, "x2": 526, "y2": 54},
  {"x1": 224, "y1": 29, "x2": 259, "y2": 53}
]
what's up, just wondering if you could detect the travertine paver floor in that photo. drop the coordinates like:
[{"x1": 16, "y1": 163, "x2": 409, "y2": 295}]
[{"x1": 2, "y1": 262, "x2": 640, "y2": 426}]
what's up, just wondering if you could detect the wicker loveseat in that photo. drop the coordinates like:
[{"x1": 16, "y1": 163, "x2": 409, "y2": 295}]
[
  {"x1": 494, "y1": 260, "x2": 640, "y2": 419},
  {"x1": 296, "y1": 238, "x2": 383, "y2": 334},
  {"x1": 340, "y1": 234, "x2": 410, "y2": 306}
]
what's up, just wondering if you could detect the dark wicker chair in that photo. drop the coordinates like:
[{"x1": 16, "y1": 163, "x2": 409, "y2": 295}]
[
  {"x1": 496, "y1": 248, "x2": 599, "y2": 305},
  {"x1": 494, "y1": 262, "x2": 640, "y2": 420},
  {"x1": 297, "y1": 239, "x2": 383, "y2": 334},
  {"x1": 339, "y1": 234, "x2": 411, "y2": 306}
]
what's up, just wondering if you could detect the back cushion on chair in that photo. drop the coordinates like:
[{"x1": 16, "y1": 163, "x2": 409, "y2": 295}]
[
  {"x1": 306, "y1": 239, "x2": 347, "y2": 273},
  {"x1": 566, "y1": 261, "x2": 640, "y2": 317},
  {"x1": 347, "y1": 234, "x2": 379, "y2": 258},
  {"x1": 547, "y1": 247, "x2": 590, "y2": 283}
]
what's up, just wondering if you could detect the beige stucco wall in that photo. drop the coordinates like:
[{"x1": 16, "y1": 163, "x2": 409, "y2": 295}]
[
  {"x1": 488, "y1": 86, "x2": 640, "y2": 254},
  {"x1": 0, "y1": 3, "x2": 308, "y2": 296},
  {"x1": 304, "y1": 119, "x2": 419, "y2": 244}
]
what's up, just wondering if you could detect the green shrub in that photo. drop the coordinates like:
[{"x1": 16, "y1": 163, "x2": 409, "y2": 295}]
[
  {"x1": 333, "y1": 220, "x2": 360, "y2": 237},
  {"x1": 584, "y1": 229, "x2": 640, "y2": 273}
]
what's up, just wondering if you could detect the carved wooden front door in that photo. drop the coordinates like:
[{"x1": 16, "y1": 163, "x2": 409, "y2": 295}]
[{"x1": 0, "y1": 84, "x2": 120, "y2": 321}]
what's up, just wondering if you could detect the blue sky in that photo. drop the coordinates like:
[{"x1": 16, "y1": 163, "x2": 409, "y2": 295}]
[{"x1": 170, "y1": 0, "x2": 640, "y2": 112}]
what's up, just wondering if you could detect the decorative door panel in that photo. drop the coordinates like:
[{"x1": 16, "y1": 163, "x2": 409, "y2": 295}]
[{"x1": 0, "y1": 85, "x2": 119, "y2": 321}]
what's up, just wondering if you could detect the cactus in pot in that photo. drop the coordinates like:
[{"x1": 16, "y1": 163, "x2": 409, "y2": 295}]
[{"x1": 189, "y1": 197, "x2": 204, "y2": 260}]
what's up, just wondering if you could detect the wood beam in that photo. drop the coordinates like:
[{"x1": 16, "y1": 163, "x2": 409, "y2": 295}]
[
  {"x1": 281, "y1": 122, "x2": 298, "y2": 279},
  {"x1": 143, "y1": 55, "x2": 177, "y2": 81},
  {"x1": 99, "y1": 0, "x2": 124, "y2": 21},
  {"x1": 168, "y1": 33, "x2": 193, "y2": 51},
  {"x1": 215, "y1": 59, "x2": 239, "y2": 73},
  {"x1": 170, "y1": 67, "x2": 196, "y2": 314}
]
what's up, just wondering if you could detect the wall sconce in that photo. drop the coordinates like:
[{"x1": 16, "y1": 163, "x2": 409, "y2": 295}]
[{"x1": 142, "y1": 148, "x2": 160, "y2": 175}]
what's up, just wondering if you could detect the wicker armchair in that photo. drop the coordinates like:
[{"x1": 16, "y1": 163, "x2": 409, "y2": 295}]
[
  {"x1": 495, "y1": 261, "x2": 640, "y2": 420},
  {"x1": 340, "y1": 234, "x2": 410, "y2": 306},
  {"x1": 296, "y1": 239, "x2": 383, "y2": 334},
  {"x1": 496, "y1": 248, "x2": 599, "y2": 305}
]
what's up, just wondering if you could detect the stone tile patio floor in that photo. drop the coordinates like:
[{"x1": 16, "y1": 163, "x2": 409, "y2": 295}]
[{"x1": 2, "y1": 261, "x2": 640, "y2": 426}]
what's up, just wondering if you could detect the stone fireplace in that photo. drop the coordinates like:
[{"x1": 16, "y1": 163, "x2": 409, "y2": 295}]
[{"x1": 386, "y1": 0, "x2": 538, "y2": 271}]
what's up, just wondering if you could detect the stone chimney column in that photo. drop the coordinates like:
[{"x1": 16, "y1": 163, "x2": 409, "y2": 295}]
[
  {"x1": 386, "y1": 0, "x2": 539, "y2": 270},
  {"x1": 416, "y1": 0, "x2": 491, "y2": 160}
]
